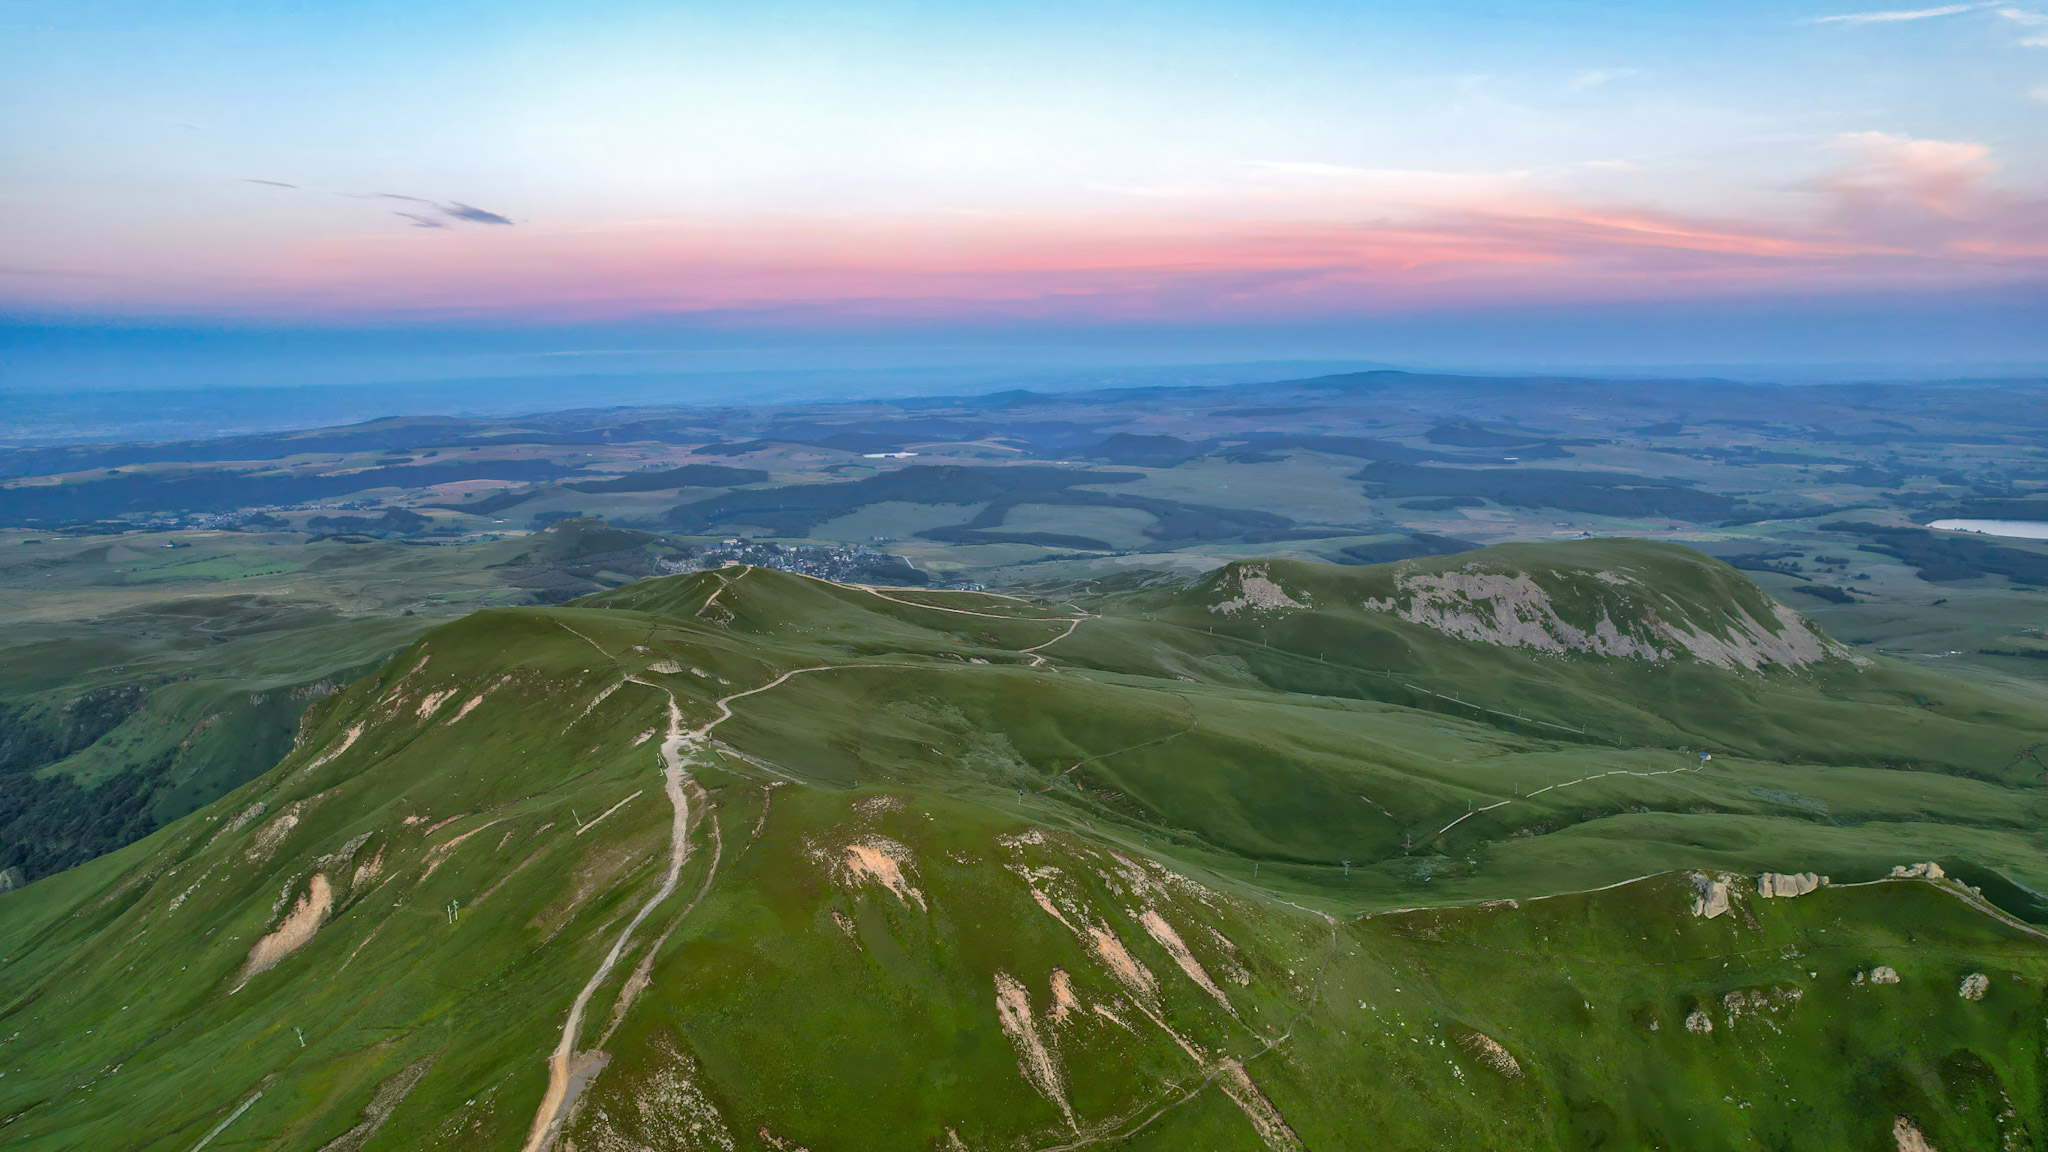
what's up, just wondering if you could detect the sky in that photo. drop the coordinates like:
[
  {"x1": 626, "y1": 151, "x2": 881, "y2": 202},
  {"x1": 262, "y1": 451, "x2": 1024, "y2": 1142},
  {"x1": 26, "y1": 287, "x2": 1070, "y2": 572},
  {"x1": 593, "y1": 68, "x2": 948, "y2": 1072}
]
[{"x1": 4, "y1": 0, "x2": 2048, "y2": 392}]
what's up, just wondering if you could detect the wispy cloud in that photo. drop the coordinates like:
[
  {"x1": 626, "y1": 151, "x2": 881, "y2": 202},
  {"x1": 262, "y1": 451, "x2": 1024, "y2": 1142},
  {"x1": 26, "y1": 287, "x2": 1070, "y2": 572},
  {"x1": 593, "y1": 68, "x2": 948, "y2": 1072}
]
[
  {"x1": 1828, "y1": 130, "x2": 1997, "y2": 213},
  {"x1": 241, "y1": 181, "x2": 515, "y2": 228},
  {"x1": 1569, "y1": 67, "x2": 1641, "y2": 91},
  {"x1": 1996, "y1": 6, "x2": 2048, "y2": 42},
  {"x1": 376, "y1": 194, "x2": 515, "y2": 227},
  {"x1": 1812, "y1": 3, "x2": 1977, "y2": 23},
  {"x1": 441, "y1": 203, "x2": 515, "y2": 226}
]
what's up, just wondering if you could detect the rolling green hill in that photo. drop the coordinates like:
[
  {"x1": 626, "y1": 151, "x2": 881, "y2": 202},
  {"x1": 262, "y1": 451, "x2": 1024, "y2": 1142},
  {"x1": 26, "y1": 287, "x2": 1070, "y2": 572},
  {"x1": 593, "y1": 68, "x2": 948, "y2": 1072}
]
[{"x1": 4, "y1": 540, "x2": 2046, "y2": 1151}]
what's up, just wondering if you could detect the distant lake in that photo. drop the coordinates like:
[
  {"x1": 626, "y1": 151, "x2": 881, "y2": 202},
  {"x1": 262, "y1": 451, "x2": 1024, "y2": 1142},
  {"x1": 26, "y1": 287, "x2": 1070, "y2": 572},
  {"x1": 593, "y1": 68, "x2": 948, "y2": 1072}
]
[{"x1": 1927, "y1": 518, "x2": 2048, "y2": 540}]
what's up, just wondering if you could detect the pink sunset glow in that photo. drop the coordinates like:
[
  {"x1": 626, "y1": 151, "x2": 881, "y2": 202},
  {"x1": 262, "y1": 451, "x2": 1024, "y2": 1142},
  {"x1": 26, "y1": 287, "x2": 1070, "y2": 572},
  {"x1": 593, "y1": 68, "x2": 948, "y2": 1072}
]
[
  {"x1": 25, "y1": 134, "x2": 2032, "y2": 325},
  {"x1": 8, "y1": 0, "x2": 2048, "y2": 371}
]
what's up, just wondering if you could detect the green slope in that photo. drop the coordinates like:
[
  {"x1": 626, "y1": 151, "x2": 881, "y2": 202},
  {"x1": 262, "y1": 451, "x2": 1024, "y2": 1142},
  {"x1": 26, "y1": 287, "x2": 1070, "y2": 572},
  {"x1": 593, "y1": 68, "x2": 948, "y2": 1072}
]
[{"x1": 3, "y1": 541, "x2": 2046, "y2": 1151}]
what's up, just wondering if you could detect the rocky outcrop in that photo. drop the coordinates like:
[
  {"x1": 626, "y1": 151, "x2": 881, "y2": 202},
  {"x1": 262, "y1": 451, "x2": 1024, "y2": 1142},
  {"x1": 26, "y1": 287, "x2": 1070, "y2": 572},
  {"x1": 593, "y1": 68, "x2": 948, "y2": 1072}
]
[
  {"x1": 1959, "y1": 973, "x2": 1989, "y2": 1001},
  {"x1": 1358, "y1": 563, "x2": 1859, "y2": 671},
  {"x1": 1689, "y1": 873, "x2": 1732, "y2": 919},
  {"x1": 1758, "y1": 872, "x2": 1826, "y2": 898},
  {"x1": 1890, "y1": 862, "x2": 1946, "y2": 880},
  {"x1": 1209, "y1": 565, "x2": 1307, "y2": 614},
  {"x1": 1364, "y1": 571, "x2": 1668, "y2": 661}
]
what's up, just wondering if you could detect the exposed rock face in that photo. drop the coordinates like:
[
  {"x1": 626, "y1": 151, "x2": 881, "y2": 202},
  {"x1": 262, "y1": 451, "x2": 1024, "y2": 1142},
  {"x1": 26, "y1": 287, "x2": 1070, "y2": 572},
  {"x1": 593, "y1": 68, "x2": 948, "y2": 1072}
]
[
  {"x1": 1960, "y1": 973, "x2": 1989, "y2": 1001},
  {"x1": 1891, "y1": 862, "x2": 1946, "y2": 880},
  {"x1": 1358, "y1": 563, "x2": 1858, "y2": 671},
  {"x1": 1893, "y1": 1115, "x2": 1938, "y2": 1152},
  {"x1": 1209, "y1": 565, "x2": 1307, "y2": 614},
  {"x1": 1758, "y1": 872, "x2": 1826, "y2": 898},
  {"x1": 1365, "y1": 570, "x2": 1668, "y2": 661},
  {"x1": 1689, "y1": 873, "x2": 1732, "y2": 919}
]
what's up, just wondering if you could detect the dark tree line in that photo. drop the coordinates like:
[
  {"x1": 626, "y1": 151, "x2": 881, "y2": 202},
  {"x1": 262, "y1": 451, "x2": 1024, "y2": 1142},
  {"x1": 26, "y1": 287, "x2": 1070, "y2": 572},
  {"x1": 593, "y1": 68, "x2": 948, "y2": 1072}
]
[{"x1": 0, "y1": 685, "x2": 163, "y2": 882}]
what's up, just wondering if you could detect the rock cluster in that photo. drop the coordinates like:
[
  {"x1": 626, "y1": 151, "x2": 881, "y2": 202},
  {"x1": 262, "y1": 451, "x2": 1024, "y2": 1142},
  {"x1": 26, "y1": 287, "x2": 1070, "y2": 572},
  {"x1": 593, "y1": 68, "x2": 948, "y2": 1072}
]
[{"x1": 1757, "y1": 872, "x2": 1826, "y2": 898}]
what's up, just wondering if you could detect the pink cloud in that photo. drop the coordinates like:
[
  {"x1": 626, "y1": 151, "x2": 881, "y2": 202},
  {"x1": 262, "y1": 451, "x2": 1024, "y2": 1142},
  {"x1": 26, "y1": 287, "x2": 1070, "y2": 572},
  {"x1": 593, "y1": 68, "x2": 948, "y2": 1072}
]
[{"x1": 1827, "y1": 131, "x2": 1998, "y2": 214}]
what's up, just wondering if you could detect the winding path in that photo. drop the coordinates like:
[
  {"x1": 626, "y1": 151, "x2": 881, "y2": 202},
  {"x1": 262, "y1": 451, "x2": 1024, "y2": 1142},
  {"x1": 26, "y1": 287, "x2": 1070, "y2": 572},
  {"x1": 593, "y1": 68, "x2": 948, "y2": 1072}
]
[
  {"x1": 520, "y1": 664, "x2": 895, "y2": 1150},
  {"x1": 1432, "y1": 761, "x2": 1711, "y2": 837},
  {"x1": 519, "y1": 582, "x2": 1096, "y2": 1148},
  {"x1": 847, "y1": 579, "x2": 1091, "y2": 666},
  {"x1": 520, "y1": 693, "x2": 696, "y2": 1152}
]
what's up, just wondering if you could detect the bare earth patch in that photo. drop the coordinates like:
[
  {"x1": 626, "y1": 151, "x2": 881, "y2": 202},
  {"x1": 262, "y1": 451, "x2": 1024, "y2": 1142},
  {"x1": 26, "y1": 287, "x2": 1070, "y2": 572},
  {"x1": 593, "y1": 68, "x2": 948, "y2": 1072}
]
[
  {"x1": 245, "y1": 799, "x2": 317, "y2": 865},
  {"x1": 415, "y1": 688, "x2": 458, "y2": 720},
  {"x1": 234, "y1": 873, "x2": 331, "y2": 991},
  {"x1": 1138, "y1": 909, "x2": 1233, "y2": 1012},
  {"x1": 1216, "y1": 1060, "x2": 1305, "y2": 1152},
  {"x1": 829, "y1": 835, "x2": 928, "y2": 911},
  {"x1": 993, "y1": 971, "x2": 1075, "y2": 1129},
  {"x1": 1048, "y1": 968, "x2": 1079, "y2": 1023},
  {"x1": 1455, "y1": 1030, "x2": 1522, "y2": 1078},
  {"x1": 297, "y1": 722, "x2": 365, "y2": 779},
  {"x1": 1086, "y1": 923, "x2": 1160, "y2": 1004},
  {"x1": 1894, "y1": 1115, "x2": 1938, "y2": 1152}
]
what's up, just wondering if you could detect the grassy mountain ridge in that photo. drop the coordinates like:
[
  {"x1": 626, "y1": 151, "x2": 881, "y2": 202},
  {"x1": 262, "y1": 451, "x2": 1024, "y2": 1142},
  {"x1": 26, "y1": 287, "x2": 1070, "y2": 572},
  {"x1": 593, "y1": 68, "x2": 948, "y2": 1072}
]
[{"x1": 4, "y1": 540, "x2": 2047, "y2": 1149}]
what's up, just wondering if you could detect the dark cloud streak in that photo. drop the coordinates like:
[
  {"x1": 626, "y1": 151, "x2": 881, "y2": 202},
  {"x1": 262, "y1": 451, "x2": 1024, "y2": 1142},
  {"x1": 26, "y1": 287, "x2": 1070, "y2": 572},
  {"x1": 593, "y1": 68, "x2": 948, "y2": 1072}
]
[
  {"x1": 442, "y1": 202, "x2": 513, "y2": 226},
  {"x1": 375, "y1": 193, "x2": 512, "y2": 226},
  {"x1": 240, "y1": 181, "x2": 513, "y2": 227}
]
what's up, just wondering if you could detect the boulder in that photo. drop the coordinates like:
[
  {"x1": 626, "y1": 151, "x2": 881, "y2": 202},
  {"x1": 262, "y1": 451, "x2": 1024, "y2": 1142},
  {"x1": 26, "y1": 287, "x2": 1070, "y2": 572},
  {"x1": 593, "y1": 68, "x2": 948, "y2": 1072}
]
[
  {"x1": 1689, "y1": 873, "x2": 1732, "y2": 919},
  {"x1": 1757, "y1": 871, "x2": 1826, "y2": 898}
]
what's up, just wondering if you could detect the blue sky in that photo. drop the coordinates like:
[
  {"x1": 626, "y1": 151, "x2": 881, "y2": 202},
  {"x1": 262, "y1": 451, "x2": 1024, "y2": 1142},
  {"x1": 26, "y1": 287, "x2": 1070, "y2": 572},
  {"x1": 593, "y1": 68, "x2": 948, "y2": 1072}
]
[{"x1": 4, "y1": 0, "x2": 2047, "y2": 391}]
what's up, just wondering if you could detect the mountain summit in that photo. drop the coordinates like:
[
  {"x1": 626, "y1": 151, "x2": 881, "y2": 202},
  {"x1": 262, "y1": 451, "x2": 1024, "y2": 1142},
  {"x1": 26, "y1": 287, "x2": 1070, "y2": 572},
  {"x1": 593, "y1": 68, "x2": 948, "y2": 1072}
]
[{"x1": 5, "y1": 542, "x2": 2046, "y2": 1151}]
